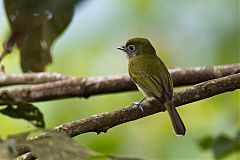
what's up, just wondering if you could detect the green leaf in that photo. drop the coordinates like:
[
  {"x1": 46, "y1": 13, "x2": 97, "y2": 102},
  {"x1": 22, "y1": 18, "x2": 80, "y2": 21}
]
[
  {"x1": 199, "y1": 131, "x2": 240, "y2": 159},
  {"x1": 3, "y1": 0, "x2": 85, "y2": 72},
  {"x1": 0, "y1": 140, "x2": 15, "y2": 160},
  {"x1": 27, "y1": 131, "x2": 143, "y2": 160},
  {"x1": 199, "y1": 135, "x2": 214, "y2": 150},
  {"x1": 0, "y1": 130, "x2": 143, "y2": 160},
  {"x1": 0, "y1": 131, "x2": 96, "y2": 160},
  {"x1": 29, "y1": 131, "x2": 96, "y2": 160},
  {"x1": 0, "y1": 103, "x2": 45, "y2": 128}
]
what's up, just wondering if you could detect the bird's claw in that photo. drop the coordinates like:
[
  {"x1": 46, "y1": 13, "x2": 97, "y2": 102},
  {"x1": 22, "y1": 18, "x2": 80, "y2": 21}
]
[
  {"x1": 132, "y1": 101, "x2": 144, "y2": 112},
  {"x1": 132, "y1": 101, "x2": 140, "y2": 105}
]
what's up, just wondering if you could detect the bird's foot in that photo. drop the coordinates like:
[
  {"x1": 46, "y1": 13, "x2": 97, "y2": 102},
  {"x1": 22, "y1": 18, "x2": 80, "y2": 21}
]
[{"x1": 132, "y1": 101, "x2": 144, "y2": 112}]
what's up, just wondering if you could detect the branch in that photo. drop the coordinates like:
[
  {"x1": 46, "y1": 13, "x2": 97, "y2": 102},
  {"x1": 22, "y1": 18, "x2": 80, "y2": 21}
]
[
  {"x1": 15, "y1": 73, "x2": 240, "y2": 159},
  {"x1": 0, "y1": 72, "x2": 69, "y2": 87},
  {"x1": 54, "y1": 73, "x2": 240, "y2": 137},
  {"x1": 0, "y1": 64, "x2": 239, "y2": 105},
  {"x1": 0, "y1": 64, "x2": 239, "y2": 86}
]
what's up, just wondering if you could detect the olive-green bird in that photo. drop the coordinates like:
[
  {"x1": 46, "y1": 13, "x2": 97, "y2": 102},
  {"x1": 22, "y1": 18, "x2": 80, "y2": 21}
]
[{"x1": 117, "y1": 38, "x2": 186, "y2": 136}]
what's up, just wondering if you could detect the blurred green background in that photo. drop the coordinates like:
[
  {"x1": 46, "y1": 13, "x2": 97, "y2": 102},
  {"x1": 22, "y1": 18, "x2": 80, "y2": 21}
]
[{"x1": 0, "y1": 0, "x2": 239, "y2": 159}]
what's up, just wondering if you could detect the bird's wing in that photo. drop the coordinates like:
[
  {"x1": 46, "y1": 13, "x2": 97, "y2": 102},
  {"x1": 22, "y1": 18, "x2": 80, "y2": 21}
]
[
  {"x1": 131, "y1": 72, "x2": 166, "y2": 100},
  {"x1": 129, "y1": 56, "x2": 173, "y2": 100}
]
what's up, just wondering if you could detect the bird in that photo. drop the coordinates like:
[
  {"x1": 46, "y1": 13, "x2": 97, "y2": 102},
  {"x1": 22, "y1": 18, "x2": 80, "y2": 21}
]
[{"x1": 117, "y1": 37, "x2": 186, "y2": 136}]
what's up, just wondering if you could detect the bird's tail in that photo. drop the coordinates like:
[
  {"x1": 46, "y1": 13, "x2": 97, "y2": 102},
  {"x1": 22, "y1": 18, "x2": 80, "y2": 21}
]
[{"x1": 165, "y1": 98, "x2": 186, "y2": 136}]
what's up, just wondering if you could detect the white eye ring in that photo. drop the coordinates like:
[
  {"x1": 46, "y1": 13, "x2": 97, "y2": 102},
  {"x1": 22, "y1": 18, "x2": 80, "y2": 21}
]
[{"x1": 127, "y1": 45, "x2": 136, "y2": 52}]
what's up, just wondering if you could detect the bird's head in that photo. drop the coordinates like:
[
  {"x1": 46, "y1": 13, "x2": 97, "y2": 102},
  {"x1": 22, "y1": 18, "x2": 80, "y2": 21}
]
[{"x1": 117, "y1": 37, "x2": 156, "y2": 57}]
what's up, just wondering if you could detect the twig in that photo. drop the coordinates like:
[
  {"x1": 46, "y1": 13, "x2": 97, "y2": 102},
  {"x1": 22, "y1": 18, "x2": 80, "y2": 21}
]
[
  {"x1": 0, "y1": 72, "x2": 69, "y2": 87},
  {"x1": 54, "y1": 73, "x2": 240, "y2": 137},
  {"x1": 0, "y1": 64, "x2": 239, "y2": 105}
]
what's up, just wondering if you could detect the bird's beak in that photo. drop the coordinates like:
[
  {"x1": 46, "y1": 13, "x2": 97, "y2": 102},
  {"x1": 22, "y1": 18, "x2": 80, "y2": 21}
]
[{"x1": 117, "y1": 45, "x2": 126, "y2": 52}]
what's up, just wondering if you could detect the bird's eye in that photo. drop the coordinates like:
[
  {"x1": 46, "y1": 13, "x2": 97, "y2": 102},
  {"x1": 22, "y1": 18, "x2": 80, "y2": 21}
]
[{"x1": 127, "y1": 45, "x2": 136, "y2": 52}]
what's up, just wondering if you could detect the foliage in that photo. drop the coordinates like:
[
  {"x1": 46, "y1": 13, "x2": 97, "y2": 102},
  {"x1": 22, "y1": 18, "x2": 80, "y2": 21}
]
[
  {"x1": 3, "y1": 0, "x2": 85, "y2": 72},
  {"x1": 0, "y1": 93, "x2": 44, "y2": 128},
  {"x1": 0, "y1": 130, "x2": 142, "y2": 160},
  {"x1": 199, "y1": 131, "x2": 240, "y2": 159}
]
